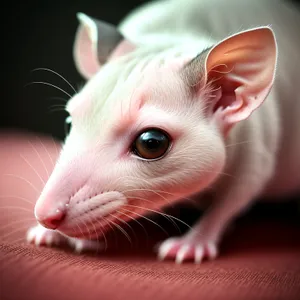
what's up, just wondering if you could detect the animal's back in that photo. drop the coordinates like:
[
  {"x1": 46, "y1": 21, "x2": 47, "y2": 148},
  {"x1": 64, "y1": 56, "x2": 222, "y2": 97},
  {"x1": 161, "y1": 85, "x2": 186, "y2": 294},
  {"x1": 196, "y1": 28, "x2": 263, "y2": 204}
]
[{"x1": 120, "y1": 0, "x2": 300, "y2": 197}]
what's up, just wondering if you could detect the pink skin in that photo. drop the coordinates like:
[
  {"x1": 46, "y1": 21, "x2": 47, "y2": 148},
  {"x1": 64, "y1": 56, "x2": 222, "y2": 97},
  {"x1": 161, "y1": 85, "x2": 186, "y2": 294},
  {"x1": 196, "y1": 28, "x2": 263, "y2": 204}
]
[{"x1": 27, "y1": 18, "x2": 278, "y2": 263}]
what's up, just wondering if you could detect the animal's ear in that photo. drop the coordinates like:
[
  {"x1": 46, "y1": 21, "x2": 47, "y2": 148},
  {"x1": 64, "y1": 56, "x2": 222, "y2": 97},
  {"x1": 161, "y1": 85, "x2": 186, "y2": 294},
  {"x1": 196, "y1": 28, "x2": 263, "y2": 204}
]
[
  {"x1": 73, "y1": 13, "x2": 136, "y2": 79},
  {"x1": 184, "y1": 27, "x2": 277, "y2": 135}
]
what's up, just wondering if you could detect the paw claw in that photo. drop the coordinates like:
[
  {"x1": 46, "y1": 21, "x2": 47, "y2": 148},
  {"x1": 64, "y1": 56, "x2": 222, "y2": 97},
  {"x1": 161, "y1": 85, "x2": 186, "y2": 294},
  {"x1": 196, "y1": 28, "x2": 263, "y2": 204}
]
[
  {"x1": 175, "y1": 244, "x2": 190, "y2": 264},
  {"x1": 26, "y1": 224, "x2": 62, "y2": 247},
  {"x1": 207, "y1": 242, "x2": 218, "y2": 260},
  {"x1": 157, "y1": 237, "x2": 218, "y2": 264},
  {"x1": 195, "y1": 246, "x2": 204, "y2": 264},
  {"x1": 68, "y1": 237, "x2": 103, "y2": 254}
]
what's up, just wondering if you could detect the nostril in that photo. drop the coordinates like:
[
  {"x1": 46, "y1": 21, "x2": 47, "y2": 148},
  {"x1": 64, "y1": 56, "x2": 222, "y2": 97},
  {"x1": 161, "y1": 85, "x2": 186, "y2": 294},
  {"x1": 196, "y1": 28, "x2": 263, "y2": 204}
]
[{"x1": 38, "y1": 209, "x2": 65, "y2": 230}]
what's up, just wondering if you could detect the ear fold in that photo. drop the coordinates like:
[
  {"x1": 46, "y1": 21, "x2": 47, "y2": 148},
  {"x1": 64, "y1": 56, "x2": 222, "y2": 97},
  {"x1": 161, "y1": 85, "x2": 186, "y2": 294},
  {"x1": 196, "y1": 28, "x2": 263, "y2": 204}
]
[
  {"x1": 73, "y1": 13, "x2": 135, "y2": 79},
  {"x1": 185, "y1": 27, "x2": 278, "y2": 135}
]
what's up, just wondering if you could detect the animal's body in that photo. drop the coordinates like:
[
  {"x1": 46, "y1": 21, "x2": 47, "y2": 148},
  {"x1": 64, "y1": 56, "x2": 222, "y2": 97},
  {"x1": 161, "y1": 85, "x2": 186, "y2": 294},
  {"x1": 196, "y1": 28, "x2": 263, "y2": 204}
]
[{"x1": 27, "y1": 0, "x2": 300, "y2": 263}]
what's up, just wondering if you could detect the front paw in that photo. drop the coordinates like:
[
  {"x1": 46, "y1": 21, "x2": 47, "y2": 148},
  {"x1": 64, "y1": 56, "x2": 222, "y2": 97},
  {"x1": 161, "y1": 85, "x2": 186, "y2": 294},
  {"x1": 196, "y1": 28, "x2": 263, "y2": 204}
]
[
  {"x1": 67, "y1": 237, "x2": 104, "y2": 254},
  {"x1": 26, "y1": 224, "x2": 63, "y2": 247},
  {"x1": 157, "y1": 236, "x2": 218, "y2": 264},
  {"x1": 27, "y1": 225, "x2": 104, "y2": 253}
]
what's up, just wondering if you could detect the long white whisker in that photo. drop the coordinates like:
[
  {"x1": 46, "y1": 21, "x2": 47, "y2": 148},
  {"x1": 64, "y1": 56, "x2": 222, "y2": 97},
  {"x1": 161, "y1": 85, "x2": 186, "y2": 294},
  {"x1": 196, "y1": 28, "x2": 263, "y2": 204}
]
[
  {"x1": 25, "y1": 81, "x2": 72, "y2": 98},
  {"x1": 75, "y1": 223, "x2": 86, "y2": 239},
  {"x1": 36, "y1": 136, "x2": 55, "y2": 170},
  {"x1": 110, "y1": 213, "x2": 137, "y2": 246},
  {"x1": 51, "y1": 136, "x2": 61, "y2": 160},
  {"x1": 0, "y1": 206, "x2": 34, "y2": 213},
  {"x1": 48, "y1": 104, "x2": 66, "y2": 109},
  {"x1": 1, "y1": 225, "x2": 36, "y2": 241},
  {"x1": 121, "y1": 207, "x2": 169, "y2": 237},
  {"x1": 118, "y1": 209, "x2": 149, "y2": 242},
  {"x1": 124, "y1": 204, "x2": 192, "y2": 230},
  {"x1": 47, "y1": 96, "x2": 69, "y2": 103},
  {"x1": 88, "y1": 212, "x2": 108, "y2": 251},
  {"x1": 125, "y1": 195, "x2": 181, "y2": 233},
  {"x1": 0, "y1": 218, "x2": 37, "y2": 231},
  {"x1": 31, "y1": 68, "x2": 77, "y2": 94},
  {"x1": 109, "y1": 218, "x2": 132, "y2": 245},
  {"x1": 20, "y1": 154, "x2": 45, "y2": 186},
  {"x1": 79, "y1": 218, "x2": 93, "y2": 242},
  {"x1": 2, "y1": 174, "x2": 40, "y2": 194},
  {"x1": 109, "y1": 176, "x2": 195, "y2": 203},
  {"x1": 28, "y1": 140, "x2": 50, "y2": 178},
  {"x1": 101, "y1": 217, "x2": 118, "y2": 248},
  {"x1": 0, "y1": 195, "x2": 35, "y2": 206},
  {"x1": 48, "y1": 107, "x2": 67, "y2": 114}
]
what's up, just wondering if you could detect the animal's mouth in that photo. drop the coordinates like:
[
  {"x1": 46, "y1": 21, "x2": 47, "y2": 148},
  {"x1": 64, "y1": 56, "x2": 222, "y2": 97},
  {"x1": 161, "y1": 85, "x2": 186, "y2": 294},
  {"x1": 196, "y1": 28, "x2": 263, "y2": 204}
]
[{"x1": 57, "y1": 191, "x2": 127, "y2": 238}]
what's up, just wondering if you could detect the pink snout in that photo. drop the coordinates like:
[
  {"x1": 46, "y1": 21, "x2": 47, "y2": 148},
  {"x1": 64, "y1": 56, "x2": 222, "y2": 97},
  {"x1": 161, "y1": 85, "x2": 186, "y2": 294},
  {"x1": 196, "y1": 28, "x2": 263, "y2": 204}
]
[{"x1": 37, "y1": 208, "x2": 66, "y2": 230}]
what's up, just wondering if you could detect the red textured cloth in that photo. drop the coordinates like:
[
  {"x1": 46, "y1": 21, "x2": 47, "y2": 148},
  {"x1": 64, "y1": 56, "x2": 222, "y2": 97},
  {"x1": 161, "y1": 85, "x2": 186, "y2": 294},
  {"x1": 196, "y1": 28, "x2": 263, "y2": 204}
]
[{"x1": 0, "y1": 131, "x2": 300, "y2": 300}]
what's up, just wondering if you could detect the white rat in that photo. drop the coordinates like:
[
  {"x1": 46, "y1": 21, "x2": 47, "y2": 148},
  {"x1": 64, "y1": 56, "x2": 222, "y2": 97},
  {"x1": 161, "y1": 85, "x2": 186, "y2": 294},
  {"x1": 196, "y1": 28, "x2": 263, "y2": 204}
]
[{"x1": 27, "y1": 0, "x2": 300, "y2": 263}]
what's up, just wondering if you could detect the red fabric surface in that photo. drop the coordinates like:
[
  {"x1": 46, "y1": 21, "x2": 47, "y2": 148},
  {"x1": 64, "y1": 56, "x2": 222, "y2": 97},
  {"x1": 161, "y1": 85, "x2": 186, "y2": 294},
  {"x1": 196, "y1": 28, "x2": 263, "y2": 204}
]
[{"x1": 0, "y1": 131, "x2": 300, "y2": 300}]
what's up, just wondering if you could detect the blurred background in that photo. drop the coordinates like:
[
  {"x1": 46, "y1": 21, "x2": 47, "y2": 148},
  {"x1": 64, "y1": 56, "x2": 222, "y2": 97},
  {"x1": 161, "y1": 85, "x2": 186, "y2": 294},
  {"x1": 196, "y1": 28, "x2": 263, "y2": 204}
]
[
  {"x1": 3, "y1": 0, "x2": 147, "y2": 141},
  {"x1": 2, "y1": 0, "x2": 300, "y2": 142}
]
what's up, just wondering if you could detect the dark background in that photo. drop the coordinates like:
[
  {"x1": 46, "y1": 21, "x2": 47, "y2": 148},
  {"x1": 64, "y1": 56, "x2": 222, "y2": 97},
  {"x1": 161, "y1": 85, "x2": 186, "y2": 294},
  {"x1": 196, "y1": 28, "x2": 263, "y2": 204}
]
[
  {"x1": 3, "y1": 0, "x2": 147, "y2": 141},
  {"x1": 2, "y1": 0, "x2": 300, "y2": 142}
]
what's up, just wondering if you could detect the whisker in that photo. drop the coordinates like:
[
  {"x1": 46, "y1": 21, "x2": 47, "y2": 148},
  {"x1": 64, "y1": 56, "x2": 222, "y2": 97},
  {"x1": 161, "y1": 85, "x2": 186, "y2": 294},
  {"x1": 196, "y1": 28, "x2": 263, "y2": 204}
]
[
  {"x1": 36, "y1": 136, "x2": 55, "y2": 170},
  {"x1": 24, "y1": 81, "x2": 73, "y2": 98},
  {"x1": 80, "y1": 218, "x2": 93, "y2": 242},
  {"x1": 48, "y1": 107, "x2": 67, "y2": 114},
  {"x1": 100, "y1": 217, "x2": 118, "y2": 249},
  {"x1": 1, "y1": 225, "x2": 35, "y2": 241},
  {"x1": 48, "y1": 104, "x2": 66, "y2": 110},
  {"x1": 125, "y1": 195, "x2": 181, "y2": 233},
  {"x1": 121, "y1": 186, "x2": 195, "y2": 205},
  {"x1": 124, "y1": 204, "x2": 192, "y2": 231},
  {"x1": 47, "y1": 96, "x2": 69, "y2": 103},
  {"x1": 108, "y1": 175, "x2": 196, "y2": 204},
  {"x1": 51, "y1": 136, "x2": 61, "y2": 159},
  {"x1": 0, "y1": 218, "x2": 37, "y2": 231},
  {"x1": 0, "y1": 195, "x2": 35, "y2": 206},
  {"x1": 121, "y1": 207, "x2": 169, "y2": 237},
  {"x1": 28, "y1": 140, "x2": 50, "y2": 178},
  {"x1": 20, "y1": 154, "x2": 45, "y2": 187},
  {"x1": 86, "y1": 211, "x2": 108, "y2": 251},
  {"x1": 2, "y1": 174, "x2": 40, "y2": 194},
  {"x1": 109, "y1": 218, "x2": 132, "y2": 246},
  {"x1": 75, "y1": 223, "x2": 86, "y2": 240},
  {"x1": 118, "y1": 209, "x2": 149, "y2": 241},
  {"x1": 0, "y1": 206, "x2": 34, "y2": 213},
  {"x1": 31, "y1": 67, "x2": 77, "y2": 94},
  {"x1": 110, "y1": 213, "x2": 137, "y2": 246}
]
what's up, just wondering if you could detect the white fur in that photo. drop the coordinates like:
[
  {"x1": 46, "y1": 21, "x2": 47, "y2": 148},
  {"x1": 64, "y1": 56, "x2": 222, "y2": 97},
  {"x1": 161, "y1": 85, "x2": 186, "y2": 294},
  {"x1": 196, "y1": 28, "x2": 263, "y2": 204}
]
[{"x1": 28, "y1": 0, "x2": 300, "y2": 263}]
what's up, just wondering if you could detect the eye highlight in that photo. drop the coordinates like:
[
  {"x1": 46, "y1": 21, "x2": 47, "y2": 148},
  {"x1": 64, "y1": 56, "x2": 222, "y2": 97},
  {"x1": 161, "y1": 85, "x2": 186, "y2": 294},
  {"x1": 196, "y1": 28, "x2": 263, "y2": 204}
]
[
  {"x1": 131, "y1": 128, "x2": 171, "y2": 160},
  {"x1": 64, "y1": 115, "x2": 72, "y2": 135}
]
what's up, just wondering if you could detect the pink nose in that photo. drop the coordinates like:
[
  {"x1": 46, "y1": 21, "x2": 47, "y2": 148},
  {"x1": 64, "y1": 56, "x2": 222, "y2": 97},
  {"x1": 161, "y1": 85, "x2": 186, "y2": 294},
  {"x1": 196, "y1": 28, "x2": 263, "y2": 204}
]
[{"x1": 37, "y1": 209, "x2": 65, "y2": 230}]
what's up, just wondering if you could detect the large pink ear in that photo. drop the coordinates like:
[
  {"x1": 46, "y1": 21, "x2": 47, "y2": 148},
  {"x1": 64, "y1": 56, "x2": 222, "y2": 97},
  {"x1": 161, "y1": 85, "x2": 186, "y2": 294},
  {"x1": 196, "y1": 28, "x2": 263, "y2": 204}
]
[
  {"x1": 73, "y1": 13, "x2": 136, "y2": 79},
  {"x1": 185, "y1": 27, "x2": 277, "y2": 135}
]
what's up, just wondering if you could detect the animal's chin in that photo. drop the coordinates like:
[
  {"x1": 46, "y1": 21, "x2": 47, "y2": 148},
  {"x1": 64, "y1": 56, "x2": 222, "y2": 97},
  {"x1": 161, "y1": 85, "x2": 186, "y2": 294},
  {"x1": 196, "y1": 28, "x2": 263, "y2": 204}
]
[{"x1": 56, "y1": 191, "x2": 127, "y2": 239}]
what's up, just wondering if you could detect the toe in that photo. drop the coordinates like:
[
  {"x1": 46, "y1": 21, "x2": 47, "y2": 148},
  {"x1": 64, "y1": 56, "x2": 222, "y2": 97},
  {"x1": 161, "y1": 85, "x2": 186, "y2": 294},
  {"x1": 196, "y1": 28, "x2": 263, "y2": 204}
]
[
  {"x1": 26, "y1": 227, "x2": 35, "y2": 243},
  {"x1": 157, "y1": 238, "x2": 179, "y2": 260},
  {"x1": 206, "y1": 242, "x2": 218, "y2": 260},
  {"x1": 194, "y1": 245, "x2": 204, "y2": 264},
  {"x1": 175, "y1": 245, "x2": 192, "y2": 264}
]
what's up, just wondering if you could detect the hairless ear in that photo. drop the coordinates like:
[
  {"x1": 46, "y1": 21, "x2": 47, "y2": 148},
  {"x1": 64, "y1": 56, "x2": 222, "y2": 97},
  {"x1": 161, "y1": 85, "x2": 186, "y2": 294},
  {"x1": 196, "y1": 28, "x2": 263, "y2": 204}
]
[
  {"x1": 184, "y1": 26, "x2": 278, "y2": 135},
  {"x1": 73, "y1": 13, "x2": 135, "y2": 79}
]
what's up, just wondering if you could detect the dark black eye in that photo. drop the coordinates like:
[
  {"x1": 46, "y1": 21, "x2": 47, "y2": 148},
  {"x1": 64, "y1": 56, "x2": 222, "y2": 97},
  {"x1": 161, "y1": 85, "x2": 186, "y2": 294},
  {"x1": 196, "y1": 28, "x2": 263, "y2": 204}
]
[
  {"x1": 64, "y1": 116, "x2": 72, "y2": 135},
  {"x1": 132, "y1": 129, "x2": 171, "y2": 160}
]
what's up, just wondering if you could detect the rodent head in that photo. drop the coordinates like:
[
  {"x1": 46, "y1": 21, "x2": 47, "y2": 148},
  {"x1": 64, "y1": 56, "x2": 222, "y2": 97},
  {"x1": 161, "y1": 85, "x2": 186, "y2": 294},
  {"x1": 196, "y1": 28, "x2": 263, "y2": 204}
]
[{"x1": 34, "y1": 14, "x2": 277, "y2": 239}]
